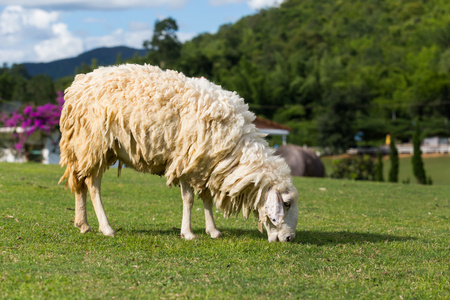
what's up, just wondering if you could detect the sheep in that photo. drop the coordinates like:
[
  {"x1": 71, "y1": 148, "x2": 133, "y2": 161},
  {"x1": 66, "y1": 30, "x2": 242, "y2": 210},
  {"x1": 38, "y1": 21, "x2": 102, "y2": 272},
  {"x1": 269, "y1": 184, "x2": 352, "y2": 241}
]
[
  {"x1": 59, "y1": 64, "x2": 298, "y2": 242},
  {"x1": 275, "y1": 144, "x2": 325, "y2": 177}
]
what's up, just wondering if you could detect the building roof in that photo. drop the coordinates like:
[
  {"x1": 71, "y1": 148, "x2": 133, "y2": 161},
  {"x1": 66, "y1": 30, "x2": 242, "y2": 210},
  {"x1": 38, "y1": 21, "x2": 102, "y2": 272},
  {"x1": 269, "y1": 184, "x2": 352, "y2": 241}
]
[
  {"x1": 253, "y1": 117, "x2": 290, "y2": 137},
  {"x1": 253, "y1": 117, "x2": 290, "y2": 131}
]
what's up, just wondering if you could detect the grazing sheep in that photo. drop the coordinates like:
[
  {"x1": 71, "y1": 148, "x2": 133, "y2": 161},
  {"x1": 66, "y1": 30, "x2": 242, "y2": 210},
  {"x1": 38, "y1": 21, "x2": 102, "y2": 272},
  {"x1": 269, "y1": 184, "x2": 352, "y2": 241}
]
[
  {"x1": 275, "y1": 144, "x2": 325, "y2": 177},
  {"x1": 59, "y1": 64, "x2": 298, "y2": 242}
]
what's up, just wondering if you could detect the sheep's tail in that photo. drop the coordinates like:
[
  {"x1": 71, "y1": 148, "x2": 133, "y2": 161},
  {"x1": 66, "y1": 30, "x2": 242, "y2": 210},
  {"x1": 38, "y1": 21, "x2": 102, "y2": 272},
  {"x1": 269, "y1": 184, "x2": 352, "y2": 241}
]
[{"x1": 58, "y1": 162, "x2": 84, "y2": 193}]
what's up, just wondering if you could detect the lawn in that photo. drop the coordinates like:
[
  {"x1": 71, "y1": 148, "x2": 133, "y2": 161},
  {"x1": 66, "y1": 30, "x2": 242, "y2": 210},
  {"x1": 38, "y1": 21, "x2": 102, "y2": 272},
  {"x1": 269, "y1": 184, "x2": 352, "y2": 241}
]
[{"x1": 0, "y1": 162, "x2": 448, "y2": 299}]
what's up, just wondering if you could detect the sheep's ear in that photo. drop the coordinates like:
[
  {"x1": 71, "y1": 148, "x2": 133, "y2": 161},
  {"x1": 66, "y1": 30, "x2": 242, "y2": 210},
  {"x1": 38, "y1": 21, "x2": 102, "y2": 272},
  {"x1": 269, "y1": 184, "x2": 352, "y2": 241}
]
[{"x1": 265, "y1": 189, "x2": 284, "y2": 226}]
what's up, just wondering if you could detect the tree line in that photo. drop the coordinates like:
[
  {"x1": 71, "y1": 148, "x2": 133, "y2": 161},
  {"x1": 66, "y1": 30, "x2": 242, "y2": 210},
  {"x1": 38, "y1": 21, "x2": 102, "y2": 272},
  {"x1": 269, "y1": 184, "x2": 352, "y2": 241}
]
[
  {"x1": 0, "y1": 64, "x2": 55, "y2": 106},
  {"x1": 1, "y1": 0, "x2": 450, "y2": 153}
]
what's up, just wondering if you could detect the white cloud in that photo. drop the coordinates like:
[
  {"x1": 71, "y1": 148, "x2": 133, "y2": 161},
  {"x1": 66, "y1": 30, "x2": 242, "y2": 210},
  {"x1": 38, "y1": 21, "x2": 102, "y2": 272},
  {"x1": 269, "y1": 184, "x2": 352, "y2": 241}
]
[
  {"x1": 26, "y1": 6, "x2": 59, "y2": 28},
  {"x1": 34, "y1": 22, "x2": 84, "y2": 62},
  {"x1": 0, "y1": 4, "x2": 161, "y2": 64},
  {"x1": 209, "y1": 0, "x2": 283, "y2": 10},
  {"x1": 84, "y1": 27, "x2": 152, "y2": 50},
  {"x1": 84, "y1": 29, "x2": 126, "y2": 49},
  {"x1": 0, "y1": 0, "x2": 187, "y2": 10},
  {"x1": 0, "y1": 49, "x2": 29, "y2": 65},
  {"x1": 247, "y1": 0, "x2": 283, "y2": 10},
  {"x1": 0, "y1": 6, "x2": 59, "y2": 37},
  {"x1": 0, "y1": 5, "x2": 75, "y2": 63},
  {"x1": 128, "y1": 21, "x2": 151, "y2": 32}
]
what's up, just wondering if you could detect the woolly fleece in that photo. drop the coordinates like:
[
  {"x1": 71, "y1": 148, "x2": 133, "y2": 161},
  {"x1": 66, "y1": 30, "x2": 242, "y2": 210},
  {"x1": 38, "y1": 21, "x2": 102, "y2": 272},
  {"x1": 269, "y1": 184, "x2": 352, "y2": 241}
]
[{"x1": 59, "y1": 64, "x2": 293, "y2": 219}]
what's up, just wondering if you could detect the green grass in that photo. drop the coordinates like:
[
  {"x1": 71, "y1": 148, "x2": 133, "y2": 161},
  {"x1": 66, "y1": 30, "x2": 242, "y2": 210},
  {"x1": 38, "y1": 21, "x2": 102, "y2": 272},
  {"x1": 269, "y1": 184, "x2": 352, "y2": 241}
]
[
  {"x1": 322, "y1": 155, "x2": 450, "y2": 185},
  {"x1": 1, "y1": 162, "x2": 449, "y2": 299}
]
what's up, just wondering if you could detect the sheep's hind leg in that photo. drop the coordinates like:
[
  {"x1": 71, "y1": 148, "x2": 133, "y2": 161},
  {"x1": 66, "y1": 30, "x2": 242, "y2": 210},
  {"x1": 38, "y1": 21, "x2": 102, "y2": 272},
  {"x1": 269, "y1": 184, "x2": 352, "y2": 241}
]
[
  {"x1": 85, "y1": 173, "x2": 115, "y2": 236},
  {"x1": 180, "y1": 180, "x2": 196, "y2": 240},
  {"x1": 74, "y1": 181, "x2": 91, "y2": 233},
  {"x1": 203, "y1": 196, "x2": 222, "y2": 239}
]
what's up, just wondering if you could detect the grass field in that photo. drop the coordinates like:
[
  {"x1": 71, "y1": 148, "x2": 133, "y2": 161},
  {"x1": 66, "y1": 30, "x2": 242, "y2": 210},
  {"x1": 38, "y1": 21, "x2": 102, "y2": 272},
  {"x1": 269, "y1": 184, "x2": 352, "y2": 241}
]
[
  {"x1": 0, "y1": 162, "x2": 448, "y2": 299},
  {"x1": 322, "y1": 155, "x2": 450, "y2": 185}
]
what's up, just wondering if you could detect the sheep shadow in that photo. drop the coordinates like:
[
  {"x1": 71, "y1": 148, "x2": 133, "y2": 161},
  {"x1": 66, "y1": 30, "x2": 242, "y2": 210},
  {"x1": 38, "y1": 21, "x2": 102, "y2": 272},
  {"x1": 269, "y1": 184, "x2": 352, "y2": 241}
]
[
  {"x1": 294, "y1": 230, "x2": 415, "y2": 246},
  {"x1": 128, "y1": 227, "x2": 415, "y2": 245},
  {"x1": 217, "y1": 228, "x2": 415, "y2": 245}
]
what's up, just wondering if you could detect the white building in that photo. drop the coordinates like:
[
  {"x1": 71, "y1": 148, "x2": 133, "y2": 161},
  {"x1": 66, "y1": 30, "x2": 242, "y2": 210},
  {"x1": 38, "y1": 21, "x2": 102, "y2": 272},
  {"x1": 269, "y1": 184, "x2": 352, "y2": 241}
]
[{"x1": 0, "y1": 127, "x2": 60, "y2": 164}]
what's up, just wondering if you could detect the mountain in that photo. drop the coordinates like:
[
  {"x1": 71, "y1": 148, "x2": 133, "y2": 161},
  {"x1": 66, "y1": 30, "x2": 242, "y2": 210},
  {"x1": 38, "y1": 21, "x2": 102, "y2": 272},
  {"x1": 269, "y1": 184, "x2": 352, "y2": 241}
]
[{"x1": 23, "y1": 46, "x2": 147, "y2": 80}]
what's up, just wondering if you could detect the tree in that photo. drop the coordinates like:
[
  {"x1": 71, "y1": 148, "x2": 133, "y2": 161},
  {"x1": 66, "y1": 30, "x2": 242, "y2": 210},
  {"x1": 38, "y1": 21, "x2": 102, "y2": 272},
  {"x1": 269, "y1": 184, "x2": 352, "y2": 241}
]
[
  {"x1": 116, "y1": 52, "x2": 123, "y2": 65},
  {"x1": 0, "y1": 72, "x2": 14, "y2": 101},
  {"x1": 26, "y1": 74, "x2": 56, "y2": 105},
  {"x1": 75, "y1": 59, "x2": 98, "y2": 75},
  {"x1": 388, "y1": 135, "x2": 399, "y2": 183},
  {"x1": 143, "y1": 17, "x2": 181, "y2": 69},
  {"x1": 411, "y1": 121, "x2": 427, "y2": 184},
  {"x1": 375, "y1": 149, "x2": 384, "y2": 182},
  {"x1": 316, "y1": 88, "x2": 358, "y2": 153},
  {"x1": 171, "y1": 0, "x2": 450, "y2": 150}
]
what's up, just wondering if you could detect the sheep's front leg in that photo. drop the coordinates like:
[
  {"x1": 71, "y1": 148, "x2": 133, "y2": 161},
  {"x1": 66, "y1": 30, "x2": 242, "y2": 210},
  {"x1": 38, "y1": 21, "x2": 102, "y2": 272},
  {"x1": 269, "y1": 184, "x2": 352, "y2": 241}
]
[
  {"x1": 85, "y1": 174, "x2": 115, "y2": 236},
  {"x1": 180, "y1": 180, "x2": 196, "y2": 240},
  {"x1": 203, "y1": 196, "x2": 222, "y2": 239},
  {"x1": 74, "y1": 181, "x2": 91, "y2": 233}
]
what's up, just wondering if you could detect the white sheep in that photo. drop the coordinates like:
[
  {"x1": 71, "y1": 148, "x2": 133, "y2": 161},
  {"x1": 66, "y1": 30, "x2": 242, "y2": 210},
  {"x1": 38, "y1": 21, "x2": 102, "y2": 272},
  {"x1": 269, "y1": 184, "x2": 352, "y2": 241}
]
[{"x1": 59, "y1": 64, "x2": 298, "y2": 242}]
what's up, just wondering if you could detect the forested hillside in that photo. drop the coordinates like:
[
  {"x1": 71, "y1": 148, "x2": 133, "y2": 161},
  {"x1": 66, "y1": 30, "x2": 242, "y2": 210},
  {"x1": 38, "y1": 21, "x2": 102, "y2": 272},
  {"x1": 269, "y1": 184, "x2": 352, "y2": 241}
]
[
  {"x1": 2, "y1": 0, "x2": 450, "y2": 152},
  {"x1": 158, "y1": 0, "x2": 450, "y2": 150}
]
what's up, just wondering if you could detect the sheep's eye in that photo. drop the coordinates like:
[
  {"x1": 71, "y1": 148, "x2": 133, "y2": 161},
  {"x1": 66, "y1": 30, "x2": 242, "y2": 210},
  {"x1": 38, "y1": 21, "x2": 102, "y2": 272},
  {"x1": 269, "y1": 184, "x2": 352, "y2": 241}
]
[{"x1": 283, "y1": 201, "x2": 291, "y2": 208}]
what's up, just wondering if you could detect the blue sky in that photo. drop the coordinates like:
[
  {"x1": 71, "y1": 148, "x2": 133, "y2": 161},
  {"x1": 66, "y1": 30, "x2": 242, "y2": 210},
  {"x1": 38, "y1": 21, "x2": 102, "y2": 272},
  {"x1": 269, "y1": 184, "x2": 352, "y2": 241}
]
[{"x1": 0, "y1": 0, "x2": 282, "y2": 65}]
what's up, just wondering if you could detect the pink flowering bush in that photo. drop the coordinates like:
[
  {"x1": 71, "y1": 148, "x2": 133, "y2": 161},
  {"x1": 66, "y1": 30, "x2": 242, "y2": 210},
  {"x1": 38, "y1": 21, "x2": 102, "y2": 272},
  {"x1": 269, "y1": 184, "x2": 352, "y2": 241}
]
[{"x1": 0, "y1": 91, "x2": 64, "y2": 153}]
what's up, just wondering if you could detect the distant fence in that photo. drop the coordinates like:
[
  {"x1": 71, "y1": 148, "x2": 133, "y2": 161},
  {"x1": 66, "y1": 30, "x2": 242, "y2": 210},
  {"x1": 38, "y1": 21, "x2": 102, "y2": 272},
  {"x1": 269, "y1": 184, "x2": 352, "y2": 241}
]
[
  {"x1": 396, "y1": 144, "x2": 450, "y2": 155},
  {"x1": 348, "y1": 144, "x2": 450, "y2": 155}
]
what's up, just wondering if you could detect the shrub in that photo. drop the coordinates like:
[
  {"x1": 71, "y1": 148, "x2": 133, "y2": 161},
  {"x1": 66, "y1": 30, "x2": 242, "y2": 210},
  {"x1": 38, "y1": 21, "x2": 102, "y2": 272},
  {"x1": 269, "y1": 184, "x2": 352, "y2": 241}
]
[
  {"x1": 330, "y1": 155, "x2": 376, "y2": 181},
  {"x1": 388, "y1": 135, "x2": 399, "y2": 183},
  {"x1": 375, "y1": 149, "x2": 384, "y2": 182},
  {"x1": 411, "y1": 121, "x2": 429, "y2": 184}
]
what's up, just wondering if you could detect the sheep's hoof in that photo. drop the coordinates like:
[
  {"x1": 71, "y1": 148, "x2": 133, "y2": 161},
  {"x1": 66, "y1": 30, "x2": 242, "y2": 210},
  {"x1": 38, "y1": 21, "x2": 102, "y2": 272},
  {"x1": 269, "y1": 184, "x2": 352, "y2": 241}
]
[
  {"x1": 207, "y1": 229, "x2": 222, "y2": 239},
  {"x1": 100, "y1": 227, "x2": 115, "y2": 236},
  {"x1": 79, "y1": 224, "x2": 92, "y2": 233},
  {"x1": 181, "y1": 232, "x2": 197, "y2": 240},
  {"x1": 75, "y1": 222, "x2": 91, "y2": 233}
]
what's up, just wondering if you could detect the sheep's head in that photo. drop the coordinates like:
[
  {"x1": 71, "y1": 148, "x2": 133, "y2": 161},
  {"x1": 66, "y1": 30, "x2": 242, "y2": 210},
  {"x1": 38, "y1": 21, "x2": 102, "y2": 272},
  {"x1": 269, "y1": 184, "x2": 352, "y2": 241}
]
[{"x1": 258, "y1": 185, "x2": 298, "y2": 242}]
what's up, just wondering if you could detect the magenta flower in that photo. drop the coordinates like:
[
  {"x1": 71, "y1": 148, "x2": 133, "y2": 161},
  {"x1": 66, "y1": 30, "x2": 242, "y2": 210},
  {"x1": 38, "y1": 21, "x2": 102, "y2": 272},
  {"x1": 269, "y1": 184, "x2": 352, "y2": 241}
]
[
  {"x1": 1, "y1": 91, "x2": 65, "y2": 153},
  {"x1": 23, "y1": 106, "x2": 33, "y2": 116}
]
